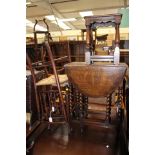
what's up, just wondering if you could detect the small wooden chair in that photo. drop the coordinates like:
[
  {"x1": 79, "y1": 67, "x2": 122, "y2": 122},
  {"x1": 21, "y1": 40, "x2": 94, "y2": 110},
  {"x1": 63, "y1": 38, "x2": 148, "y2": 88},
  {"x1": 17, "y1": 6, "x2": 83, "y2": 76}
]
[
  {"x1": 26, "y1": 41, "x2": 70, "y2": 127},
  {"x1": 84, "y1": 14, "x2": 122, "y2": 64}
]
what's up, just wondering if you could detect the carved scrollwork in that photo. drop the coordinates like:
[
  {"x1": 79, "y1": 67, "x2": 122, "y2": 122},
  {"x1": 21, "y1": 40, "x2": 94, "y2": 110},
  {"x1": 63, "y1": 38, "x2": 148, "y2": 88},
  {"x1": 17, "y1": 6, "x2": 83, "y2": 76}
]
[{"x1": 91, "y1": 21, "x2": 115, "y2": 29}]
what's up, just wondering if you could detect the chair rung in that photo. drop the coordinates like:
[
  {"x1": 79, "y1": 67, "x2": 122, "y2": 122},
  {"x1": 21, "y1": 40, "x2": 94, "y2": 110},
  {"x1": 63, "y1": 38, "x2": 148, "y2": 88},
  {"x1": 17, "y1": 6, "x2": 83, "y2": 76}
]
[
  {"x1": 54, "y1": 56, "x2": 68, "y2": 62},
  {"x1": 90, "y1": 55, "x2": 114, "y2": 62},
  {"x1": 91, "y1": 55, "x2": 114, "y2": 59},
  {"x1": 91, "y1": 58, "x2": 113, "y2": 62}
]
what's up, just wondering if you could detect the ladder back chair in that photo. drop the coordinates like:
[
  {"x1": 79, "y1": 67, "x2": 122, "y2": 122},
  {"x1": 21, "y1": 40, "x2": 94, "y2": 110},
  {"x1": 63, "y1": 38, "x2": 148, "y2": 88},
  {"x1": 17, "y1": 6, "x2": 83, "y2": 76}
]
[
  {"x1": 27, "y1": 42, "x2": 69, "y2": 125},
  {"x1": 27, "y1": 19, "x2": 71, "y2": 126}
]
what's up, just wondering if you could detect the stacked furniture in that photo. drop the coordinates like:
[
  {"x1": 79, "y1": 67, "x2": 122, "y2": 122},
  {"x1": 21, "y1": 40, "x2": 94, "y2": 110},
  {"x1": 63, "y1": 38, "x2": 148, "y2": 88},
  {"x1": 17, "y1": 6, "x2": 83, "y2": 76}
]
[
  {"x1": 64, "y1": 14, "x2": 128, "y2": 136},
  {"x1": 26, "y1": 14, "x2": 129, "y2": 155}
]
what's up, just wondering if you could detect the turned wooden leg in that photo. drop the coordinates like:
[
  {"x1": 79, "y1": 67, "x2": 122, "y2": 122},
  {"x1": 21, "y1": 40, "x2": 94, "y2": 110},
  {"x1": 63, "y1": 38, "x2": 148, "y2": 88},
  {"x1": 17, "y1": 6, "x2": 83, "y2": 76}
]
[
  {"x1": 105, "y1": 94, "x2": 112, "y2": 124},
  {"x1": 74, "y1": 88, "x2": 84, "y2": 134},
  {"x1": 68, "y1": 83, "x2": 73, "y2": 118},
  {"x1": 64, "y1": 87, "x2": 69, "y2": 120},
  {"x1": 75, "y1": 88, "x2": 80, "y2": 120},
  {"x1": 65, "y1": 83, "x2": 74, "y2": 133},
  {"x1": 83, "y1": 95, "x2": 88, "y2": 118},
  {"x1": 116, "y1": 87, "x2": 123, "y2": 121},
  {"x1": 79, "y1": 92, "x2": 83, "y2": 118}
]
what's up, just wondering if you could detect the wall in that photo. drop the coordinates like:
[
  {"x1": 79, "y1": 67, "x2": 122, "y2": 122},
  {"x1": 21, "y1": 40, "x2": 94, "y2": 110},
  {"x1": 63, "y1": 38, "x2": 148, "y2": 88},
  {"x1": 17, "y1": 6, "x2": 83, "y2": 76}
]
[{"x1": 118, "y1": 8, "x2": 129, "y2": 28}]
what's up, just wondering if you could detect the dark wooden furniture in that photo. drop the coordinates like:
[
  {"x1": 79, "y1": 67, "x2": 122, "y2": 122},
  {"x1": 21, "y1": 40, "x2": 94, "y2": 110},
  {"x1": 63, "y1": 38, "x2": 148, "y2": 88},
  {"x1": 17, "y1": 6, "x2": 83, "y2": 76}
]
[
  {"x1": 26, "y1": 40, "x2": 128, "y2": 65},
  {"x1": 27, "y1": 19, "x2": 71, "y2": 152},
  {"x1": 26, "y1": 70, "x2": 43, "y2": 133},
  {"x1": 26, "y1": 59, "x2": 47, "y2": 155},
  {"x1": 26, "y1": 41, "x2": 72, "y2": 154},
  {"x1": 84, "y1": 14, "x2": 122, "y2": 64},
  {"x1": 64, "y1": 14, "x2": 128, "y2": 133},
  {"x1": 65, "y1": 62, "x2": 127, "y2": 126},
  {"x1": 27, "y1": 42, "x2": 68, "y2": 123},
  {"x1": 26, "y1": 41, "x2": 85, "y2": 63},
  {"x1": 81, "y1": 28, "x2": 97, "y2": 42},
  {"x1": 33, "y1": 19, "x2": 52, "y2": 45},
  {"x1": 27, "y1": 18, "x2": 71, "y2": 124},
  {"x1": 33, "y1": 19, "x2": 51, "y2": 62},
  {"x1": 65, "y1": 62, "x2": 127, "y2": 97}
]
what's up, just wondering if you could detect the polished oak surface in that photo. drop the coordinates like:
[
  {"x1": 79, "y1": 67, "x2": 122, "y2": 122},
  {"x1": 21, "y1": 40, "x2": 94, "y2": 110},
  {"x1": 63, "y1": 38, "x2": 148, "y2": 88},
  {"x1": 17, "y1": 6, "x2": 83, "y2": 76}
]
[
  {"x1": 33, "y1": 125, "x2": 119, "y2": 155},
  {"x1": 65, "y1": 62, "x2": 127, "y2": 97}
]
